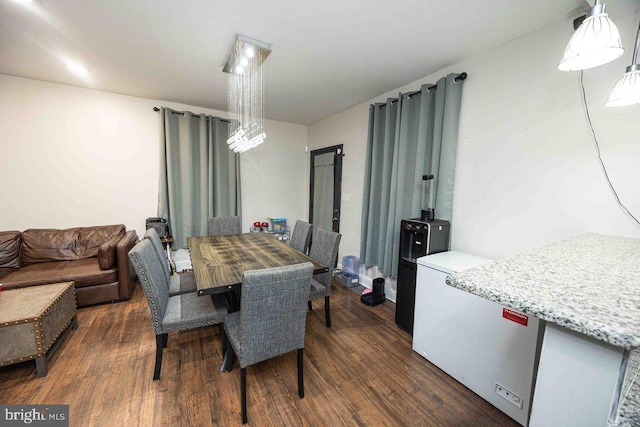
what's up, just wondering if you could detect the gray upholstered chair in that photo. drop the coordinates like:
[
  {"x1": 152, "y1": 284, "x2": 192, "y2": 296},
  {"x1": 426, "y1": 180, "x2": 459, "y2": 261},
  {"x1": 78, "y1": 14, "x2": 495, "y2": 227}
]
[
  {"x1": 128, "y1": 239, "x2": 228, "y2": 380},
  {"x1": 307, "y1": 227, "x2": 341, "y2": 327},
  {"x1": 207, "y1": 216, "x2": 241, "y2": 236},
  {"x1": 222, "y1": 262, "x2": 314, "y2": 424},
  {"x1": 289, "y1": 220, "x2": 313, "y2": 254},
  {"x1": 143, "y1": 228, "x2": 197, "y2": 296}
]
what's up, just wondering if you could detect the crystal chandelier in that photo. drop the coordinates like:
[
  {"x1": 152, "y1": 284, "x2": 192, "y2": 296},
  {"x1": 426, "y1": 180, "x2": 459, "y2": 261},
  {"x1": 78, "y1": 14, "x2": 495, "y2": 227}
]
[{"x1": 223, "y1": 35, "x2": 271, "y2": 153}]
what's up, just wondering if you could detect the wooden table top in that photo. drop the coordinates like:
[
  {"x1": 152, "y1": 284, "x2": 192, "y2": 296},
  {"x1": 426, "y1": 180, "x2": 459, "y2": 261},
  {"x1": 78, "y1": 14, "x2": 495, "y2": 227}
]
[{"x1": 188, "y1": 233, "x2": 328, "y2": 296}]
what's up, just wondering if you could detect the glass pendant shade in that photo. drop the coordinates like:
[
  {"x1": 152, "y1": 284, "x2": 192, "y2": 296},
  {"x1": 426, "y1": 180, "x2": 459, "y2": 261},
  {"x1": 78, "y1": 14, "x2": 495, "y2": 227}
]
[
  {"x1": 606, "y1": 66, "x2": 640, "y2": 107},
  {"x1": 558, "y1": 5, "x2": 624, "y2": 71},
  {"x1": 607, "y1": 21, "x2": 640, "y2": 107}
]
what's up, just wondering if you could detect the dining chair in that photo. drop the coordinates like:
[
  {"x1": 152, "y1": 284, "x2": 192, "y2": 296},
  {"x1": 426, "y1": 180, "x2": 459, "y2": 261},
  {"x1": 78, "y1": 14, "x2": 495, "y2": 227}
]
[
  {"x1": 144, "y1": 228, "x2": 197, "y2": 296},
  {"x1": 128, "y1": 239, "x2": 228, "y2": 380},
  {"x1": 207, "y1": 216, "x2": 241, "y2": 236},
  {"x1": 307, "y1": 227, "x2": 341, "y2": 328},
  {"x1": 221, "y1": 262, "x2": 314, "y2": 424},
  {"x1": 289, "y1": 220, "x2": 313, "y2": 254}
]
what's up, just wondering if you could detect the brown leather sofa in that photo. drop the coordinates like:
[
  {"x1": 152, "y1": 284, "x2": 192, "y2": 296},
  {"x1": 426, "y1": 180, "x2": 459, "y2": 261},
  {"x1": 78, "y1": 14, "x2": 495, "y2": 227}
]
[{"x1": 0, "y1": 225, "x2": 138, "y2": 307}]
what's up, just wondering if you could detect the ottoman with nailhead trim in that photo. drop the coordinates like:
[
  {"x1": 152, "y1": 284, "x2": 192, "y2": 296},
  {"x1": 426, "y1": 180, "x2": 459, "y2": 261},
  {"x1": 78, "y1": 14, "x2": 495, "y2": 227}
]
[{"x1": 0, "y1": 281, "x2": 77, "y2": 377}]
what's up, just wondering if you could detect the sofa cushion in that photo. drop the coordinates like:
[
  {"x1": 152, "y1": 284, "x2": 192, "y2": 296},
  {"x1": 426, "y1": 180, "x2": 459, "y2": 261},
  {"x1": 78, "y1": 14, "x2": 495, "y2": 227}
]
[
  {"x1": 97, "y1": 234, "x2": 122, "y2": 270},
  {"x1": 20, "y1": 225, "x2": 126, "y2": 266},
  {"x1": 21, "y1": 228, "x2": 82, "y2": 266},
  {"x1": 80, "y1": 225, "x2": 125, "y2": 258},
  {"x1": 0, "y1": 231, "x2": 21, "y2": 268},
  {"x1": 1, "y1": 258, "x2": 118, "y2": 289}
]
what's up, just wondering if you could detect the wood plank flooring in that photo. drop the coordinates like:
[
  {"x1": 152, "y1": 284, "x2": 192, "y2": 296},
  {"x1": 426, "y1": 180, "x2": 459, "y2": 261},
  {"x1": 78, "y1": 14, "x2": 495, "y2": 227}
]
[{"x1": 0, "y1": 280, "x2": 519, "y2": 426}]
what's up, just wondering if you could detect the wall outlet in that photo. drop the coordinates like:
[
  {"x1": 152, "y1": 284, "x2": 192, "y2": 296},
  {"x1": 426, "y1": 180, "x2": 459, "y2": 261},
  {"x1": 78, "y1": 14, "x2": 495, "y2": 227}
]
[{"x1": 495, "y1": 383, "x2": 523, "y2": 409}]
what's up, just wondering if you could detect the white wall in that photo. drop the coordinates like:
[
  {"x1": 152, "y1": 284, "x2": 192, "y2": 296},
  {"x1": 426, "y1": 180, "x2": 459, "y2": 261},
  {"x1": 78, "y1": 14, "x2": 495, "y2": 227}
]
[
  {"x1": 308, "y1": 106, "x2": 369, "y2": 259},
  {"x1": 240, "y1": 120, "x2": 308, "y2": 233},
  {"x1": 0, "y1": 75, "x2": 307, "y2": 238},
  {"x1": 308, "y1": 12, "x2": 640, "y2": 290},
  {"x1": 3, "y1": 10, "x2": 639, "y2": 282}
]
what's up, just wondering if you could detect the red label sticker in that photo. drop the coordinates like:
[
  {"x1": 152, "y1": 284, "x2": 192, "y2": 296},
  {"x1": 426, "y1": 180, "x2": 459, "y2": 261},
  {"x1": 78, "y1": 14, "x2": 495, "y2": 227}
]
[{"x1": 502, "y1": 308, "x2": 528, "y2": 327}]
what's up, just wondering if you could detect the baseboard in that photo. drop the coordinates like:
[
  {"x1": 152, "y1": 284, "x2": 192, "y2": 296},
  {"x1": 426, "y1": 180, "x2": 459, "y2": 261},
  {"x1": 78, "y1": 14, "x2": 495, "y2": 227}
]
[{"x1": 339, "y1": 263, "x2": 396, "y2": 303}]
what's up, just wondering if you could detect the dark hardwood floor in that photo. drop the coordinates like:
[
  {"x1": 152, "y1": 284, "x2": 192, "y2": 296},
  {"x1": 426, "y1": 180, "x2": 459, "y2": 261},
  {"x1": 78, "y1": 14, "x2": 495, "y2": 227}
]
[{"x1": 0, "y1": 280, "x2": 519, "y2": 426}]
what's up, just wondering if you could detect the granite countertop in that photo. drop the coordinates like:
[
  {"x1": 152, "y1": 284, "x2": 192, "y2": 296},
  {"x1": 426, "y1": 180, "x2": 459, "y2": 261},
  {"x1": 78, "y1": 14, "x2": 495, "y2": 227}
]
[{"x1": 446, "y1": 233, "x2": 640, "y2": 349}]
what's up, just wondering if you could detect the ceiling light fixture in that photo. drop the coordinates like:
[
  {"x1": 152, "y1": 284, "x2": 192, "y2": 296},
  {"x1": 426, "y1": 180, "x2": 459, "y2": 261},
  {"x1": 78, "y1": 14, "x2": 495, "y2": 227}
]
[
  {"x1": 223, "y1": 35, "x2": 271, "y2": 153},
  {"x1": 606, "y1": 20, "x2": 640, "y2": 107},
  {"x1": 558, "y1": 0, "x2": 624, "y2": 71}
]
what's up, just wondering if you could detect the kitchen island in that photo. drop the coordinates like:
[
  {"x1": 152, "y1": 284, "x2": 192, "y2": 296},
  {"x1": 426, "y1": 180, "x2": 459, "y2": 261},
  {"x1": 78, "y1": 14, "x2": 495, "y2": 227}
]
[{"x1": 447, "y1": 233, "x2": 640, "y2": 426}]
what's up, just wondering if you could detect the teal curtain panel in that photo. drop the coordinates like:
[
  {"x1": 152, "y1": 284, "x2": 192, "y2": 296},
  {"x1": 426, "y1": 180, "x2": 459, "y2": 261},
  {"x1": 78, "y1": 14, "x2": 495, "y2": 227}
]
[
  {"x1": 158, "y1": 108, "x2": 242, "y2": 248},
  {"x1": 360, "y1": 73, "x2": 465, "y2": 278}
]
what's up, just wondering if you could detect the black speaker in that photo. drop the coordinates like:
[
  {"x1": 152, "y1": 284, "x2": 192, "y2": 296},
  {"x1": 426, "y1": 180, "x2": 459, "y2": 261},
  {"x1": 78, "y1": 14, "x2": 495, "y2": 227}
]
[{"x1": 146, "y1": 217, "x2": 169, "y2": 238}]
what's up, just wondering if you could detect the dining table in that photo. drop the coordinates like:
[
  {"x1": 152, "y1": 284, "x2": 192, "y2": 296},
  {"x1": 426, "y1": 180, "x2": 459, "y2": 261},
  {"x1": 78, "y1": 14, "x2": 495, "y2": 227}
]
[{"x1": 187, "y1": 232, "x2": 328, "y2": 371}]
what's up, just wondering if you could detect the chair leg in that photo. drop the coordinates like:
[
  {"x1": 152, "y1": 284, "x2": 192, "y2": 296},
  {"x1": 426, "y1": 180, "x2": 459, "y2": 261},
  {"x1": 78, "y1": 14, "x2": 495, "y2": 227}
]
[
  {"x1": 221, "y1": 324, "x2": 227, "y2": 358},
  {"x1": 298, "y1": 348, "x2": 304, "y2": 398},
  {"x1": 228, "y1": 345, "x2": 237, "y2": 371},
  {"x1": 154, "y1": 334, "x2": 166, "y2": 380},
  {"x1": 308, "y1": 301, "x2": 312, "y2": 311},
  {"x1": 324, "y1": 296, "x2": 331, "y2": 328},
  {"x1": 241, "y1": 367, "x2": 248, "y2": 424}
]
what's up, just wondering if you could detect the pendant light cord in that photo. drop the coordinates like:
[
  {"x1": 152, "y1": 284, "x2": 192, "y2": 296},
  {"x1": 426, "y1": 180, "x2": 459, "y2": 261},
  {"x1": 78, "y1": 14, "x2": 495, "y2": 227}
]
[{"x1": 579, "y1": 70, "x2": 640, "y2": 229}]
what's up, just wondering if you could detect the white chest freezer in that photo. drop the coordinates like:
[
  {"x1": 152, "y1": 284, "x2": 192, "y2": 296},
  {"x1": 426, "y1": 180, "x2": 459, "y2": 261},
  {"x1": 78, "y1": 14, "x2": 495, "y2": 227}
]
[{"x1": 413, "y1": 251, "x2": 542, "y2": 426}]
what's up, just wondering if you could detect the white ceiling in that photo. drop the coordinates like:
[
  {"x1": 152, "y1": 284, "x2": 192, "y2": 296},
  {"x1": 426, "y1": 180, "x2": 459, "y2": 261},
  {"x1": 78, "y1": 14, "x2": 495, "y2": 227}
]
[{"x1": 2, "y1": 0, "x2": 628, "y2": 125}]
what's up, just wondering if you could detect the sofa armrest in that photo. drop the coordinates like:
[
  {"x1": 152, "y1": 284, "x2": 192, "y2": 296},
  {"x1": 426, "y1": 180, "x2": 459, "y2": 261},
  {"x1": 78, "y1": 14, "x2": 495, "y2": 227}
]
[{"x1": 116, "y1": 230, "x2": 138, "y2": 300}]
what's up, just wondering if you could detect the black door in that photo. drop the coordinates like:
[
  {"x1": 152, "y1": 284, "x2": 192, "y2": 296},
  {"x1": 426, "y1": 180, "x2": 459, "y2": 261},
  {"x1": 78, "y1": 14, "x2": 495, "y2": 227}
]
[{"x1": 309, "y1": 145, "x2": 343, "y2": 232}]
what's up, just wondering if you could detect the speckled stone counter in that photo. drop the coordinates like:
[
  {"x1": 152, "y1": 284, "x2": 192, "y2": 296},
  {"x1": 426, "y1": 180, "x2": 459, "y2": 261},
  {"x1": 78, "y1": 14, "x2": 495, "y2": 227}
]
[{"x1": 446, "y1": 233, "x2": 640, "y2": 349}]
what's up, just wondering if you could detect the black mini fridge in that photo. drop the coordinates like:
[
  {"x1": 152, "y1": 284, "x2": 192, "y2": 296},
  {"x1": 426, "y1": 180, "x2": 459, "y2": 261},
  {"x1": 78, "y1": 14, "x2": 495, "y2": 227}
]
[{"x1": 395, "y1": 218, "x2": 450, "y2": 334}]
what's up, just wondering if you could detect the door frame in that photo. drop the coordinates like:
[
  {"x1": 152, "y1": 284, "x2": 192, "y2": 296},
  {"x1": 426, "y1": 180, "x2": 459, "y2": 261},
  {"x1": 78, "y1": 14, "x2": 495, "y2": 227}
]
[{"x1": 309, "y1": 145, "x2": 343, "y2": 232}]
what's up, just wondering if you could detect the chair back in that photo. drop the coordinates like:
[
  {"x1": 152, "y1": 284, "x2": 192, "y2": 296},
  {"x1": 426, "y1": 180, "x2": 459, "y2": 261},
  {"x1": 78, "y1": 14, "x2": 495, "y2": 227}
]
[
  {"x1": 208, "y1": 216, "x2": 241, "y2": 236},
  {"x1": 290, "y1": 220, "x2": 313, "y2": 254},
  {"x1": 309, "y1": 227, "x2": 341, "y2": 289},
  {"x1": 128, "y1": 239, "x2": 170, "y2": 334},
  {"x1": 144, "y1": 228, "x2": 170, "y2": 281},
  {"x1": 238, "y1": 262, "x2": 313, "y2": 367}
]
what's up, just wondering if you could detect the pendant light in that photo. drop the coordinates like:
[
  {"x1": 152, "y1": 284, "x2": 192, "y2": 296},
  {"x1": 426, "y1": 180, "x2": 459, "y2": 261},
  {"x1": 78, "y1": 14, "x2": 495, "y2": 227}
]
[
  {"x1": 606, "y1": 21, "x2": 640, "y2": 107},
  {"x1": 558, "y1": 1, "x2": 624, "y2": 71}
]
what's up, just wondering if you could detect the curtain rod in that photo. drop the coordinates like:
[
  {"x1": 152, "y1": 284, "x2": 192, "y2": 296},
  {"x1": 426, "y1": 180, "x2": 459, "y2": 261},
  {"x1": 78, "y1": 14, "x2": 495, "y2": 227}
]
[
  {"x1": 383, "y1": 72, "x2": 467, "y2": 107},
  {"x1": 153, "y1": 107, "x2": 230, "y2": 122}
]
